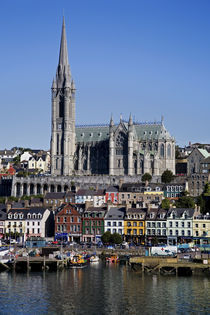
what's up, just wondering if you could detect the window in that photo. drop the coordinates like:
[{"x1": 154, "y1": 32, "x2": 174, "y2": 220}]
[
  {"x1": 113, "y1": 222, "x2": 116, "y2": 227},
  {"x1": 152, "y1": 222, "x2": 155, "y2": 228},
  {"x1": 182, "y1": 230, "x2": 185, "y2": 236},
  {"x1": 162, "y1": 229, "x2": 166, "y2": 236},
  {"x1": 118, "y1": 222, "x2": 122, "y2": 227},
  {"x1": 203, "y1": 224, "x2": 206, "y2": 228},
  {"x1": 71, "y1": 217, "x2": 74, "y2": 223},
  {"x1": 160, "y1": 144, "x2": 164, "y2": 157},
  {"x1": 162, "y1": 222, "x2": 166, "y2": 228},
  {"x1": 169, "y1": 221, "x2": 172, "y2": 228},
  {"x1": 176, "y1": 222, "x2": 178, "y2": 228},
  {"x1": 127, "y1": 222, "x2": 131, "y2": 227},
  {"x1": 147, "y1": 222, "x2": 151, "y2": 228},
  {"x1": 152, "y1": 229, "x2": 155, "y2": 235},
  {"x1": 188, "y1": 230, "x2": 191, "y2": 236},
  {"x1": 107, "y1": 222, "x2": 111, "y2": 227},
  {"x1": 113, "y1": 228, "x2": 116, "y2": 233},
  {"x1": 118, "y1": 229, "x2": 122, "y2": 235},
  {"x1": 64, "y1": 217, "x2": 67, "y2": 223},
  {"x1": 175, "y1": 230, "x2": 179, "y2": 236},
  {"x1": 157, "y1": 229, "x2": 161, "y2": 236},
  {"x1": 139, "y1": 229, "x2": 143, "y2": 235},
  {"x1": 157, "y1": 222, "x2": 161, "y2": 228},
  {"x1": 133, "y1": 222, "x2": 137, "y2": 227},
  {"x1": 182, "y1": 221, "x2": 184, "y2": 227},
  {"x1": 133, "y1": 229, "x2": 137, "y2": 235},
  {"x1": 196, "y1": 231, "x2": 199, "y2": 236},
  {"x1": 187, "y1": 222, "x2": 191, "y2": 228},
  {"x1": 139, "y1": 222, "x2": 143, "y2": 227},
  {"x1": 195, "y1": 223, "x2": 198, "y2": 228},
  {"x1": 147, "y1": 229, "x2": 151, "y2": 235}
]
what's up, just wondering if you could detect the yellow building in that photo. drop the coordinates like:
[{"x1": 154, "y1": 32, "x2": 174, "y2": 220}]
[
  {"x1": 124, "y1": 208, "x2": 146, "y2": 244},
  {"x1": 193, "y1": 214, "x2": 210, "y2": 245}
]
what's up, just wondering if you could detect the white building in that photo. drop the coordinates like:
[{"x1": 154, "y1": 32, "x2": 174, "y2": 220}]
[
  {"x1": 104, "y1": 207, "x2": 125, "y2": 235},
  {"x1": 167, "y1": 208, "x2": 195, "y2": 245},
  {"x1": 5, "y1": 208, "x2": 53, "y2": 242}
]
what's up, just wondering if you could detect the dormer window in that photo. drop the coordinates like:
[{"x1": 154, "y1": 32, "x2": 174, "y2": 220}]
[
  {"x1": 19, "y1": 214, "x2": 23, "y2": 219},
  {"x1": 38, "y1": 213, "x2": 42, "y2": 219},
  {"x1": 27, "y1": 214, "x2": 31, "y2": 219},
  {"x1": 33, "y1": 214, "x2": 36, "y2": 219},
  {"x1": 144, "y1": 131, "x2": 147, "y2": 135},
  {"x1": 156, "y1": 187, "x2": 160, "y2": 192},
  {"x1": 14, "y1": 214, "x2": 18, "y2": 219},
  {"x1": 98, "y1": 132, "x2": 102, "y2": 137},
  {"x1": 8, "y1": 214, "x2": 12, "y2": 219},
  {"x1": 150, "y1": 213, "x2": 154, "y2": 219}
]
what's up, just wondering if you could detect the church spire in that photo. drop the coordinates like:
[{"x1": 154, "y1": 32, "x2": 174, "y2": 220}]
[
  {"x1": 59, "y1": 16, "x2": 69, "y2": 66},
  {"x1": 56, "y1": 17, "x2": 71, "y2": 88}
]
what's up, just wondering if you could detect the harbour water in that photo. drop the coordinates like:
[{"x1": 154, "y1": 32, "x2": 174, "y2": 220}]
[{"x1": 0, "y1": 263, "x2": 209, "y2": 315}]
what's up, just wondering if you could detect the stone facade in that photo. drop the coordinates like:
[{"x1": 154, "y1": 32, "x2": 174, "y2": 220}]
[{"x1": 51, "y1": 18, "x2": 175, "y2": 177}]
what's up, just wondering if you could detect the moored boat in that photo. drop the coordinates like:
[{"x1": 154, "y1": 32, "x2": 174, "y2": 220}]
[
  {"x1": 106, "y1": 255, "x2": 119, "y2": 263},
  {"x1": 68, "y1": 255, "x2": 87, "y2": 268},
  {"x1": 90, "y1": 255, "x2": 100, "y2": 263}
]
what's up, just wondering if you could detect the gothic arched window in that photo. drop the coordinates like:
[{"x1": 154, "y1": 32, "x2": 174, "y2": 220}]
[
  {"x1": 160, "y1": 144, "x2": 164, "y2": 157},
  {"x1": 167, "y1": 144, "x2": 171, "y2": 158},
  {"x1": 115, "y1": 132, "x2": 127, "y2": 155}
]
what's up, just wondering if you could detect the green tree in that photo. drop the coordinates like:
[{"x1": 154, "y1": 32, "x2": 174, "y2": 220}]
[
  {"x1": 175, "y1": 196, "x2": 195, "y2": 209},
  {"x1": 142, "y1": 173, "x2": 152, "y2": 182},
  {"x1": 101, "y1": 231, "x2": 111, "y2": 244},
  {"x1": 110, "y1": 233, "x2": 122, "y2": 244},
  {"x1": 175, "y1": 146, "x2": 181, "y2": 159},
  {"x1": 161, "y1": 169, "x2": 174, "y2": 183},
  {"x1": 161, "y1": 198, "x2": 170, "y2": 210}
]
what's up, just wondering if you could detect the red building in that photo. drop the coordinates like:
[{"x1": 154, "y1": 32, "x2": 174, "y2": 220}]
[
  {"x1": 105, "y1": 186, "x2": 119, "y2": 204},
  {"x1": 55, "y1": 203, "x2": 82, "y2": 243}
]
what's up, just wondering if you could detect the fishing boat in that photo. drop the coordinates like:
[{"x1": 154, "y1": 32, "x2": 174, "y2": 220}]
[
  {"x1": 68, "y1": 255, "x2": 87, "y2": 268},
  {"x1": 106, "y1": 255, "x2": 119, "y2": 263},
  {"x1": 90, "y1": 255, "x2": 100, "y2": 263}
]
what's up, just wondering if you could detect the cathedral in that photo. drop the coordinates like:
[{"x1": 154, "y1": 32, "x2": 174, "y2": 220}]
[{"x1": 51, "y1": 18, "x2": 175, "y2": 177}]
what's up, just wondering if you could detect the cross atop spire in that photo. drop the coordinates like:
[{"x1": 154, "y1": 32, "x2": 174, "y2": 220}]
[{"x1": 59, "y1": 16, "x2": 69, "y2": 66}]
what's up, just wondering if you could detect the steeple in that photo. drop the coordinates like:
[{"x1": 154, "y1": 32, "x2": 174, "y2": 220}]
[
  {"x1": 128, "y1": 113, "x2": 133, "y2": 126},
  {"x1": 109, "y1": 114, "x2": 114, "y2": 127},
  {"x1": 59, "y1": 16, "x2": 69, "y2": 66},
  {"x1": 56, "y1": 17, "x2": 71, "y2": 88}
]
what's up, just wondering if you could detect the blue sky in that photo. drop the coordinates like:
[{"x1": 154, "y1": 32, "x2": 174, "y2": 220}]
[{"x1": 0, "y1": 0, "x2": 210, "y2": 149}]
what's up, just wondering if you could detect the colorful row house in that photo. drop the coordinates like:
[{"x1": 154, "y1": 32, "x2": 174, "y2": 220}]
[
  {"x1": 55, "y1": 204, "x2": 82, "y2": 242},
  {"x1": 193, "y1": 213, "x2": 210, "y2": 246},
  {"x1": 124, "y1": 208, "x2": 146, "y2": 244},
  {"x1": 82, "y1": 207, "x2": 106, "y2": 243}
]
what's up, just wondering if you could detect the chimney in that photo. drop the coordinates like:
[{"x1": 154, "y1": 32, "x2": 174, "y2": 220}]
[
  {"x1": 107, "y1": 200, "x2": 112, "y2": 211},
  {"x1": 24, "y1": 199, "x2": 29, "y2": 208},
  {"x1": 6, "y1": 203, "x2": 12, "y2": 212}
]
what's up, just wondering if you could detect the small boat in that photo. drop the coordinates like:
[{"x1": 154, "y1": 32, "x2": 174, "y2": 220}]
[
  {"x1": 68, "y1": 255, "x2": 87, "y2": 268},
  {"x1": 90, "y1": 255, "x2": 100, "y2": 263},
  {"x1": 106, "y1": 255, "x2": 119, "y2": 263}
]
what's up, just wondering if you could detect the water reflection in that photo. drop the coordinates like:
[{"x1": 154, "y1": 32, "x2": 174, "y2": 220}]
[{"x1": 0, "y1": 264, "x2": 209, "y2": 314}]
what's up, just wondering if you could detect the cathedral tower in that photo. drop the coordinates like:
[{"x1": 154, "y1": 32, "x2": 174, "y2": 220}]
[{"x1": 51, "y1": 18, "x2": 76, "y2": 175}]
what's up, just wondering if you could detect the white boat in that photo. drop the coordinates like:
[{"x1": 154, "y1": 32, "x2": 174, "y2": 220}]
[{"x1": 90, "y1": 255, "x2": 100, "y2": 263}]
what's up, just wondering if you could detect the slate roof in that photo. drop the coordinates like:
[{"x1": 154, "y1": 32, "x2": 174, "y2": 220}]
[
  {"x1": 168, "y1": 208, "x2": 195, "y2": 219},
  {"x1": 106, "y1": 186, "x2": 118, "y2": 193},
  {"x1": 0, "y1": 209, "x2": 7, "y2": 220},
  {"x1": 75, "y1": 122, "x2": 172, "y2": 144},
  {"x1": 45, "y1": 192, "x2": 65, "y2": 199},
  {"x1": 105, "y1": 207, "x2": 125, "y2": 220},
  {"x1": 7, "y1": 207, "x2": 47, "y2": 220}
]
